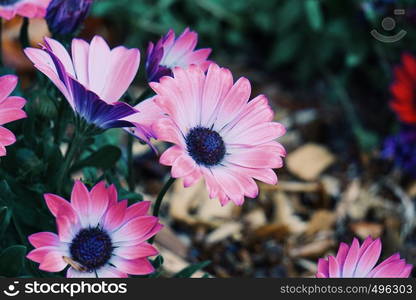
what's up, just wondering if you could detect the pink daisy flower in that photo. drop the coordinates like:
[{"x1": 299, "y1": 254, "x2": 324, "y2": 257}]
[
  {"x1": 123, "y1": 96, "x2": 164, "y2": 149},
  {"x1": 27, "y1": 181, "x2": 163, "y2": 278},
  {"x1": 0, "y1": 0, "x2": 51, "y2": 20},
  {"x1": 146, "y1": 28, "x2": 212, "y2": 82},
  {"x1": 316, "y1": 237, "x2": 413, "y2": 278},
  {"x1": 150, "y1": 63, "x2": 286, "y2": 206},
  {"x1": 0, "y1": 75, "x2": 27, "y2": 156},
  {"x1": 24, "y1": 36, "x2": 140, "y2": 130}
]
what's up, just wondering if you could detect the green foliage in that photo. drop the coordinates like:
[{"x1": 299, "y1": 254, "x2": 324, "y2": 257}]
[
  {"x1": 71, "y1": 145, "x2": 122, "y2": 172},
  {"x1": 173, "y1": 261, "x2": 211, "y2": 278},
  {"x1": 0, "y1": 245, "x2": 27, "y2": 277},
  {"x1": 0, "y1": 207, "x2": 12, "y2": 238}
]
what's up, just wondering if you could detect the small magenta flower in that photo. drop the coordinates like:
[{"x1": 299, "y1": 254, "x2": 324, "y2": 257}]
[
  {"x1": 0, "y1": 75, "x2": 27, "y2": 156},
  {"x1": 146, "y1": 28, "x2": 212, "y2": 82},
  {"x1": 316, "y1": 237, "x2": 412, "y2": 278},
  {"x1": 46, "y1": 0, "x2": 93, "y2": 36},
  {"x1": 27, "y1": 181, "x2": 163, "y2": 278},
  {"x1": 150, "y1": 63, "x2": 286, "y2": 206},
  {"x1": 0, "y1": 0, "x2": 51, "y2": 20},
  {"x1": 24, "y1": 36, "x2": 140, "y2": 130},
  {"x1": 390, "y1": 53, "x2": 416, "y2": 124}
]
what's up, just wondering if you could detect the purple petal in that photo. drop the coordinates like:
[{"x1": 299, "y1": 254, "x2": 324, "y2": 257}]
[{"x1": 68, "y1": 77, "x2": 136, "y2": 129}]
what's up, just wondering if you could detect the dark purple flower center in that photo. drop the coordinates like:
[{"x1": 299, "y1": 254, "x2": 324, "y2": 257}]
[
  {"x1": 0, "y1": 0, "x2": 20, "y2": 5},
  {"x1": 186, "y1": 127, "x2": 226, "y2": 166},
  {"x1": 70, "y1": 227, "x2": 113, "y2": 271}
]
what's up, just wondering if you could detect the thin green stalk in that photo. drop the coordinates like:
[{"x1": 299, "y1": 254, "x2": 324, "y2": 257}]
[
  {"x1": 53, "y1": 97, "x2": 68, "y2": 145},
  {"x1": 19, "y1": 17, "x2": 30, "y2": 49},
  {"x1": 135, "y1": 87, "x2": 154, "y2": 105},
  {"x1": 56, "y1": 130, "x2": 85, "y2": 193},
  {"x1": 152, "y1": 177, "x2": 176, "y2": 218},
  {"x1": 127, "y1": 134, "x2": 135, "y2": 192},
  {"x1": 150, "y1": 177, "x2": 175, "y2": 244},
  {"x1": 12, "y1": 215, "x2": 27, "y2": 246}
]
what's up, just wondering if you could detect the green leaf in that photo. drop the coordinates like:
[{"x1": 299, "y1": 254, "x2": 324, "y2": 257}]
[
  {"x1": 275, "y1": 1, "x2": 303, "y2": 33},
  {"x1": 173, "y1": 261, "x2": 211, "y2": 278},
  {"x1": 71, "y1": 145, "x2": 121, "y2": 172},
  {"x1": 305, "y1": 0, "x2": 323, "y2": 31},
  {"x1": 270, "y1": 33, "x2": 301, "y2": 65},
  {"x1": 83, "y1": 167, "x2": 98, "y2": 184},
  {"x1": 353, "y1": 127, "x2": 379, "y2": 152},
  {"x1": 0, "y1": 180, "x2": 15, "y2": 205},
  {"x1": 16, "y1": 149, "x2": 43, "y2": 174},
  {"x1": 151, "y1": 255, "x2": 164, "y2": 269},
  {"x1": 0, "y1": 207, "x2": 12, "y2": 237},
  {"x1": 119, "y1": 189, "x2": 144, "y2": 203},
  {"x1": 0, "y1": 245, "x2": 27, "y2": 277}
]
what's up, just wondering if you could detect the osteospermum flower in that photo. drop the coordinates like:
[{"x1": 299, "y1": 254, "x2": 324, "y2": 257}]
[
  {"x1": 24, "y1": 36, "x2": 140, "y2": 130},
  {"x1": 390, "y1": 53, "x2": 416, "y2": 124},
  {"x1": 0, "y1": 75, "x2": 27, "y2": 156},
  {"x1": 46, "y1": 0, "x2": 93, "y2": 36},
  {"x1": 146, "y1": 28, "x2": 211, "y2": 82},
  {"x1": 0, "y1": 0, "x2": 50, "y2": 20},
  {"x1": 27, "y1": 181, "x2": 163, "y2": 278},
  {"x1": 123, "y1": 96, "x2": 164, "y2": 149},
  {"x1": 150, "y1": 64, "x2": 286, "y2": 206},
  {"x1": 316, "y1": 237, "x2": 412, "y2": 278},
  {"x1": 381, "y1": 127, "x2": 416, "y2": 177}
]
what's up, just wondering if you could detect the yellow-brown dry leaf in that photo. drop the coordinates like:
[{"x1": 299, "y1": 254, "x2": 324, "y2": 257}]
[{"x1": 286, "y1": 143, "x2": 335, "y2": 181}]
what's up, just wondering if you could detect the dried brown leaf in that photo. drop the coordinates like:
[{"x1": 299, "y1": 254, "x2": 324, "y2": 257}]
[{"x1": 286, "y1": 143, "x2": 335, "y2": 181}]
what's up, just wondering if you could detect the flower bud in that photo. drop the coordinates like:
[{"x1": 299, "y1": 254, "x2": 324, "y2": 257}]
[{"x1": 46, "y1": 0, "x2": 92, "y2": 36}]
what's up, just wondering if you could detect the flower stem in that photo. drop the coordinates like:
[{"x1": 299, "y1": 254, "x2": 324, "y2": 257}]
[
  {"x1": 153, "y1": 177, "x2": 176, "y2": 218},
  {"x1": 12, "y1": 215, "x2": 27, "y2": 247},
  {"x1": 56, "y1": 129, "x2": 86, "y2": 194},
  {"x1": 134, "y1": 87, "x2": 154, "y2": 105},
  {"x1": 127, "y1": 134, "x2": 135, "y2": 192},
  {"x1": 149, "y1": 177, "x2": 175, "y2": 244},
  {"x1": 19, "y1": 17, "x2": 30, "y2": 49},
  {"x1": 53, "y1": 98, "x2": 67, "y2": 145}
]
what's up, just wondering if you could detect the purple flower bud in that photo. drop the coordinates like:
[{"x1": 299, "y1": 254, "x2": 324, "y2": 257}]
[
  {"x1": 146, "y1": 28, "x2": 211, "y2": 82},
  {"x1": 46, "y1": 0, "x2": 93, "y2": 36}
]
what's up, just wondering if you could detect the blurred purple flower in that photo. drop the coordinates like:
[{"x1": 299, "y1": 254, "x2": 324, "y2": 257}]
[
  {"x1": 382, "y1": 127, "x2": 416, "y2": 177},
  {"x1": 46, "y1": 0, "x2": 92, "y2": 36},
  {"x1": 146, "y1": 28, "x2": 211, "y2": 82}
]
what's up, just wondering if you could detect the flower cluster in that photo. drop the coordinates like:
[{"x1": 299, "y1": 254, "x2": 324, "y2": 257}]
[
  {"x1": 0, "y1": 0, "x2": 411, "y2": 279},
  {"x1": 14, "y1": 1, "x2": 287, "y2": 275}
]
